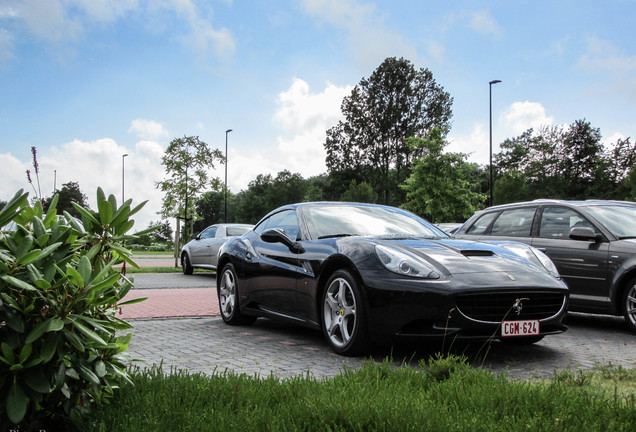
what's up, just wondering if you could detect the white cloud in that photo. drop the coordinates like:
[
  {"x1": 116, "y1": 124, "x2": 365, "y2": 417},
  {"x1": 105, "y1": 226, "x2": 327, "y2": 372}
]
[
  {"x1": 447, "y1": 123, "x2": 488, "y2": 165},
  {"x1": 1, "y1": 0, "x2": 234, "y2": 61},
  {"x1": 221, "y1": 78, "x2": 351, "y2": 192},
  {"x1": 503, "y1": 101, "x2": 554, "y2": 135},
  {"x1": 299, "y1": 0, "x2": 417, "y2": 69},
  {"x1": 0, "y1": 29, "x2": 15, "y2": 65},
  {"x1": 129, "y1": 118, "x2": 169, "y2": 141},
  {"x1": 273, "y1": 78, "x2": 352, "y2": 177},
  {"x1": 1, "y1": 136, "x2": 167, "y2": 232},
  {"x1": 578, "y1": 36, "x2": 636, "y2": 100},
  {"x1": 468, "y1": 10, "x2": 501, "y2": 37}
]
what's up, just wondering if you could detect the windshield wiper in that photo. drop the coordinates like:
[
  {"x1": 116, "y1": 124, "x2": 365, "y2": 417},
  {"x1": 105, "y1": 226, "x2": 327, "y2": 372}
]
[
  {"x1": 317, "y1": 233, "x2": 354, "y2": 239},
  {"x1": 619, "y1": 236, "x2": 636, "y2": 240}
]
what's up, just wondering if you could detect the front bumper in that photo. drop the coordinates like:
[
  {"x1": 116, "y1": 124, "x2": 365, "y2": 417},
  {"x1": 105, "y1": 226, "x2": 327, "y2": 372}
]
[{"x1": 361, "y1": 271, "x2": 569, "y2": 343}]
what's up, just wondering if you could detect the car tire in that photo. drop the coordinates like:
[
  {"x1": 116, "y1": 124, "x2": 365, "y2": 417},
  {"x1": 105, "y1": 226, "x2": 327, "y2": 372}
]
[
  {"x1": 181, "y1": 253, "x2": 194, "y2": 275},
  {"x1": 218, "y1": 263, "x2": 255, "y2": 325},
  {"x1": 500, "y1": 335, "x2": 545, "y2": 345},
  {"x1": 321, "y1": 269, "x2": 370, "y2": 356},
  {"x1": 621, "y1": 278, "x2": 636, "y2": 333}
]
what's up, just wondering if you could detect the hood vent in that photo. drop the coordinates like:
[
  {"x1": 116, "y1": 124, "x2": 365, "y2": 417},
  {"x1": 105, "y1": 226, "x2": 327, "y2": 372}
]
[{"x1": 460, "y1": 250, "x2": 494, "y2": 257}]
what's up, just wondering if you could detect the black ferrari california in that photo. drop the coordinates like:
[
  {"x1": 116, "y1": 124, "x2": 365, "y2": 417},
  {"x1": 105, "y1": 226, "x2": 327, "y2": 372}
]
[{"x1": 216, "y1": 202, "x2": 568, "y2": 356}]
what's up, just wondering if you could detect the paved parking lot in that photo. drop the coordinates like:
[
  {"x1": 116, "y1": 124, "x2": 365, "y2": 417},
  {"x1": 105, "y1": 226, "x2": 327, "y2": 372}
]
[{"x1": 123, "y1": 273, "x2": 636, "y2": 381}]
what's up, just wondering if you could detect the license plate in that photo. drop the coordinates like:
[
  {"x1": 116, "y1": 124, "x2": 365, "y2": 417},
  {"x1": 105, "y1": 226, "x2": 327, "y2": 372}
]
[{"x1": 501, "y1": 320, "x2": 540, "y2": 337}]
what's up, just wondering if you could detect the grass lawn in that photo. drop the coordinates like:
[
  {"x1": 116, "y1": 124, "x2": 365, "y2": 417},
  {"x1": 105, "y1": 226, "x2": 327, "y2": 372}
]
[{"x1": 84, "y1": 357, "x2": 635, "y2": 431}]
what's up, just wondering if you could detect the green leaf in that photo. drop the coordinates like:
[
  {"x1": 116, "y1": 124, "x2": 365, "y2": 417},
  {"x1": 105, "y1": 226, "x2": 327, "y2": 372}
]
[
  {"x1": 32, "y1": 216, "x2": 47, "y2": 239},
  {"x1": 78, "y1": 255, "x2": 92, "y2": 283},
  {"x1": 15, "y1": 234, "x2": 33, "y2": 260},
  {"x1": 25, "y1": 318, "x2": 65, "y2": 344},
  {"x1": 114, "y1": 219, "x2": 135, "y2": 236},
  {"x1": 35, "y1": 241, "x2": 63, "y2": 262},
  {"x1": 70, "y1": 319, "x2": 107, "y2": 346},
  {"x1": 18, "y1": 343, "x2": 33, "y2": 364},
  {"x1": 3, "y1": 307, "x2": 25, "y2": 333},
  {"x1": 40, "y1": 333, "x2": 59, "y2": 363},
  {"x1": 0, "y1": 189, "x2": 28, "y2": 228},
  {"x1": 118, "y1": 297, "x2": 148, "y2": 306},
  {"x1": 95, "y1": 360, "x2": 107, "y2": 377},
  {"x1": 7, "y1": 381, "x2": 28, "y2": 424},
  {"x1": 0, "y1": 275, "x2": 38, "y2": 292},
  {"x1": 24, "y1": 368, "x2": 51, "y2": 393},
  {"x1": 77, "y1": 360, "x2": 100, "y2": 384},
  {"x1": 65, "y1": 265, "x2": 84, "y2": 287},
  {"x1": 64, "y1": 331, "x2": 85, "y2": 352},
  {"x1": 1, "y1": 342, "x2": 15, "y2": 363},
  {"x1": 98, "y1": 195, "x2": 113, "y2": 225},
  {"x1": 17, "y1": 249, "x2": 42, "y2": 265},
  {"x1": 71, "y1": 202, "x2": 101, "y2": 227}
]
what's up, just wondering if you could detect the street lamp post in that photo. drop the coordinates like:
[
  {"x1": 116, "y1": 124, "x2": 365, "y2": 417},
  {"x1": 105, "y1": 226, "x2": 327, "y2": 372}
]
[
  {"x1": 489, "y1": 80, "x2": 501, "y2": 207},
  {"x1": 224, "y1": 129, "x2": 233, "y2": 223},
  {"x1": 122, "y1": 153, "x2": 129, "y2": 203}
]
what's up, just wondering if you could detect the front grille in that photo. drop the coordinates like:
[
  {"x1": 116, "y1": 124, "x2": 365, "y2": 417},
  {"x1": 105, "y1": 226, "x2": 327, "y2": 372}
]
[{"x1": 455, "y1": 291, "x2": 566, "y2": 323}]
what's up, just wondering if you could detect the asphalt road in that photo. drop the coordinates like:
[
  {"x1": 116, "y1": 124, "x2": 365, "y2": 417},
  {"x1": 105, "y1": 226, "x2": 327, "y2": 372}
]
[{"x1": 125, "y1": 273, "x2": 636, "y2": 380}]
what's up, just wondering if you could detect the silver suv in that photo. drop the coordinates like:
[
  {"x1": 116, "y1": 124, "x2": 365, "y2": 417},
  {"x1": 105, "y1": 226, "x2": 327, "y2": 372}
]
[{"x1": 455, "y1": 200, "x2": 636, "y2": 332}]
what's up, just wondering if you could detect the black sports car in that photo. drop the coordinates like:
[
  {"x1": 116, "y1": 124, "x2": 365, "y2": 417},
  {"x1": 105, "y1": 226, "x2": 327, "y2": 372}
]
[{"x1": 216, "y1": 202, "x2": 568, "y2": 356}]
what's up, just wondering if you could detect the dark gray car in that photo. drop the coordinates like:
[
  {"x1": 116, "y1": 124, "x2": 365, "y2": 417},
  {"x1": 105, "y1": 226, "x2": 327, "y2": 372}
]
[
  {"x1": 454, "y1": 200, "x2": 636, "y2": 332},
  {"x1": 181, "y1": 223, "x2": 253, "y2": 274}
]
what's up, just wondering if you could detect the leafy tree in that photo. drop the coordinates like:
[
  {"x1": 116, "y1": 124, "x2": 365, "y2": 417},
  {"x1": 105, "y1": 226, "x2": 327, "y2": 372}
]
[
  {"x1": 494, "y1": 170, "x2": 531, "y2": 204},
  {"x1": 558, "y1": 119, "x2": 603, "y2": 199},
  {"x1": 340, "y1": 180, "x2": 377, "y2": 203},
  {"x1": 155, "y1": 136, "x2": 224, "y2": 239},
  {"x1": 401, "y1": 129, "x2": 485, "y2": 223},
  {"x1": 234, "y1": 171, "x2": 307, "y2": 224},
  {"x1": 325, "y1": 57, "x2": 453, "y2": 205},
  {"x1": 494, "y1": 120, "x2": 633, "y2": 201},
  {"x1": 148, "y1": 220, "x2": 173, "y2": 243},
  {"x1": 42, "y1": 181, "x2": 88, "y2": 218}
]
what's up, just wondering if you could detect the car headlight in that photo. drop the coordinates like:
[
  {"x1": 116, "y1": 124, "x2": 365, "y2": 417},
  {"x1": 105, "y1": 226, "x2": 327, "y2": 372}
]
[
  {"x1": 500, "y1": 243, "x2": 560, "y2": 279},
  {"x1": 375, "y1": 244, "x2": 440, "y2": 279}
]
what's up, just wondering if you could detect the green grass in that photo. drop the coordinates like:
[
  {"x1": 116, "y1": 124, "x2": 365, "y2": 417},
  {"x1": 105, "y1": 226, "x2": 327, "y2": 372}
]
[{"x1": 83, "y1": 358, "x2": 635, "y2": 432}]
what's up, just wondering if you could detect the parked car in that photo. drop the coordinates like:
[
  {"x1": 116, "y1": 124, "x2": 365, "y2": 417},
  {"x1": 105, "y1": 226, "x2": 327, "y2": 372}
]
[
  {"x1": 216, "y1": 202, "x2": 568, "y2": 356},
  {"x1": 181, "y1": 223, "x2": 253, "y2": 274},
  {"x1": 435, "y1": 222, "x2": 463, "y2": 235},
  {"x1": 454, "y1": 199, "x2": 636, "y2": 332}
]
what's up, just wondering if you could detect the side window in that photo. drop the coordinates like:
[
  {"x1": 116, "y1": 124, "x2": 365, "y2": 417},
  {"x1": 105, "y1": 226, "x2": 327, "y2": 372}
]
[
  {"x1": 254, "y1": 210, "x2": 300, "y2": 241},
  {"x1": 539, "y1": 207, "x2": 595, "y2": 239},
  {"x1": 466, "y1": 212, "x2": 499, "y2": 235},
  {"x1": 199, "y1": 226, "x2": 217, "y2": 239},
  {"x1": 490, "y1": 207, "x2": 536, "y2": 237}
]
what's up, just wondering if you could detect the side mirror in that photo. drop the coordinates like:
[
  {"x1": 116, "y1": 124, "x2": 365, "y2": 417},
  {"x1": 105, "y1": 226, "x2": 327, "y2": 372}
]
[
  {"x1": 261, "y1": 228, "x2": 305, "y2": 253},
  {"x1": 569, "y1": 226, "x2": 601, "y2": 242}
]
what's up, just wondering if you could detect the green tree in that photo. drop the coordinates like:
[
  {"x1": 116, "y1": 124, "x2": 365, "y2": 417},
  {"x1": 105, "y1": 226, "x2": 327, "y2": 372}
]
[
  {"x1": 325, "y1": 57, "x2": 453, "y2": 205},
  {"x1": 401, "y1": 129, "x2": 485, "y2": 223},
  {"x1": 234, "y1": 171, "x2": 307, "y2": 224},
  {"x1": 42, "y1": 181, "x2": 88, "y2": 218},
  {"x1": 340, "y1": 180, "x2": 377, "y2": 203},
  {"x1": 155, "y1": 136, "x2": 224, "y2": 239},
  {"x1": 494, "y1": 170, "x2": 531, "y2": 204},
  {"x1": 148, "y1": 220, "x2": 173, "y2": 243},
  {"x1": 494, "y1": 120, "x2": 632, "y2": 201},
  {"x1": 558, "y1": 119, "x2": 603, "y2": 199}
]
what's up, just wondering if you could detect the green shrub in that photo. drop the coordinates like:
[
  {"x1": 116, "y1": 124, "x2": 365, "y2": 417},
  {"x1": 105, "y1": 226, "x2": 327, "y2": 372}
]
[{"x1": 0, "y1": 188, "x2": 152, "y2": 430}]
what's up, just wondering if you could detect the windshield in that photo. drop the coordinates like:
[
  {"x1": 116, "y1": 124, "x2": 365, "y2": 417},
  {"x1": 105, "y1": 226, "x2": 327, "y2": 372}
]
[
  {"x1": 304, "y1": 204, "x2": 446, "y2": 239},
  {"x1": 584, "y1": 204, "x2": 636, "y2": 238}
]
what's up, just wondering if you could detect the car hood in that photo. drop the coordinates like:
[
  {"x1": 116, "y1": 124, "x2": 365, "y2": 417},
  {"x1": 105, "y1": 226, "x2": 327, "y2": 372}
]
[{"x1": 374, "y1": 237, "x2": 546, "y2": 276}]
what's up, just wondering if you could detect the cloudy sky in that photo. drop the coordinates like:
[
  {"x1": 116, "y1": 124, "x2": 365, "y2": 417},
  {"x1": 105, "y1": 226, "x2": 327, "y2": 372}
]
[{"x1": 1, "y1": 0, "x2": 635, "y2": 230}]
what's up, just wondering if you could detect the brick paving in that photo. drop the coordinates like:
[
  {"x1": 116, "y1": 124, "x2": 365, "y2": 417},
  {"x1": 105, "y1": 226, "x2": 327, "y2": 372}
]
[{"x1": 121, "y1": 273, "x2": 636, "y2": 381}]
